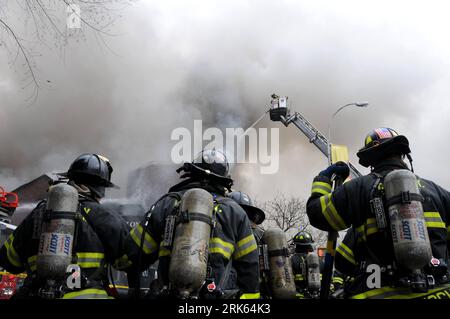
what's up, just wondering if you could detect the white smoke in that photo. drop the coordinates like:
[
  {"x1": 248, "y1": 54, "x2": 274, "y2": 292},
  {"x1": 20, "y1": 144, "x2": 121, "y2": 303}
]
[{"x1": 1, "y1": 0, "x2": 449, "y2": 203}]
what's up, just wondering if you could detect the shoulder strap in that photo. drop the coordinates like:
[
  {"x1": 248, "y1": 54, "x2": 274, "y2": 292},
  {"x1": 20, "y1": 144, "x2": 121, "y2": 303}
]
[{"x1": 369, "y1": 172, "x2": 388, "y2": 231}]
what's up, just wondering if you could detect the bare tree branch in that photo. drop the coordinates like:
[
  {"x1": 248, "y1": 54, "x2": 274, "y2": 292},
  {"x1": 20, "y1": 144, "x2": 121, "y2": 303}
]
[
  {"x1": 261, "y1": 192, "x2": 328, "y2": 248},
  {"x1": 0, "y1": 17, "x2": 39, "y2": 102},
  {"x1": 0, "y1": 0, "x2": 136, "y2": 102}
]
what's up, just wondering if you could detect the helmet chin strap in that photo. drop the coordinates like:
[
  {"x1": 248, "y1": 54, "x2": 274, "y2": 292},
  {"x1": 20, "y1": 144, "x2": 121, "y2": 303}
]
[{"x1": 406, "y1": 153, "x2": 414, "y2": 172}]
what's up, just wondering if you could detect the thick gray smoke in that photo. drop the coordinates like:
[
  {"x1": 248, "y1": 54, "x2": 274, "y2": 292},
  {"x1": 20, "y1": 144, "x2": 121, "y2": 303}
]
[{"x1": 1, "y1": 0, "x2": 450, "y2": 203}]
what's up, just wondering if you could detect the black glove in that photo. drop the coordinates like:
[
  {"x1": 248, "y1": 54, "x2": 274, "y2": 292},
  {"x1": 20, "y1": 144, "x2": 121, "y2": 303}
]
[{"x1": 319, "y1": 161, "x2": 350, "y2": 180}]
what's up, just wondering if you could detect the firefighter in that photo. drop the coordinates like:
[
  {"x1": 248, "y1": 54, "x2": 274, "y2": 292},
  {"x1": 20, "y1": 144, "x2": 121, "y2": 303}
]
[
  {"x1": 124, "y1": 149, "x2": 260, "y2": 299},
  {"x1": 290, "y1": 231, "x2": 322, "y2": 298},
  {"x1": 0, "y1": 153, "x2": 131, "y2": 299},
  {"x1": 227, "y1": 191, "x2": 265, "y2": 244},
  {"x1": 306, "y1": 127, "x2": 450, "y2": 299},
  {"x1": 225, "y1": 191, "x2": 266, "y2": 297}
]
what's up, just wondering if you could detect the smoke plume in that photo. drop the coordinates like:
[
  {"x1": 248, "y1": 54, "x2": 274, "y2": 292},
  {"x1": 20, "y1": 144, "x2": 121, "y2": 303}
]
[{"x1": 1, "y1": 0, "x2": 450, "y2": 204}]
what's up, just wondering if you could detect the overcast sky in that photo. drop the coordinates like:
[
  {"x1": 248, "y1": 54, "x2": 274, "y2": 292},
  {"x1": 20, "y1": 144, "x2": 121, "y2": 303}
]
[{"x1": 1, "y1": 0, "x2": 450, "y2": 203}]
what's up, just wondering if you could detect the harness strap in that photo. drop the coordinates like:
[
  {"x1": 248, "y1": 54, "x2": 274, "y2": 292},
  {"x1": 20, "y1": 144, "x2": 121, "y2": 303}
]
[
  {"x1": 386, "y1": 192, "x2": 424, "y2": 206},
  {"x1": 43, "y1": 210, "x2": 78, "y2": 221},
  {"x1": 179, "y1": 211, "x2": 213, "y2": 226},
  {"x1": 268, "y1": 248, "x2": 290, "y2": 257}
]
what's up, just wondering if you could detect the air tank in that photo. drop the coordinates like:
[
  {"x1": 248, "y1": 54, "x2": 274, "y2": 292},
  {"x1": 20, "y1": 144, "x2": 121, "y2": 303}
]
[
  {"x1": 168, "y1": 188, "x2": 214, "y2": 298},
  {"x1": 306, "y1": 252, "x2": 321, "y2": 293},
  {"x1": 36, "y1": 183, "x2": 78, "y2": 280},
  {"x1": 384, "y1": 169, "x2": 432, "y2": 271},
  {"x1": 263, "y1": 228, "x2": 296, "y2": 299}
]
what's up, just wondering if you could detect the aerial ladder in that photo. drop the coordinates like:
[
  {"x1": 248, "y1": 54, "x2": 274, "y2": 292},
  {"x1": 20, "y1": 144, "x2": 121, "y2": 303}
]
[{"x1": 268, "y1": 94, "x2": 362, "y2": 178}]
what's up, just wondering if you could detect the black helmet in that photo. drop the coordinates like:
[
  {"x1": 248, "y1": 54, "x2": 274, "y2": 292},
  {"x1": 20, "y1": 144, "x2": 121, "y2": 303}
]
[
  {"x1": 293, "y1": 231, "x2": 314, "y2": 253},
  {"x1": 356, "y1": 128, "x2": 411, "y2": 168},
  {"x1": 58, "y1": 153, "x2": 118, "y2": 188},
  {"x1": 293, "y1": 231, "x2": 314, "y2": 245},
  {"x1": 227, "y1": 191, "x2": 265, "y2": 224},
  {"x1": 192, "y1": 149, "x2": 230, "y2": 178},
  {"x1": 177, "y1": 149, "x2": 233, "y2": 189}
]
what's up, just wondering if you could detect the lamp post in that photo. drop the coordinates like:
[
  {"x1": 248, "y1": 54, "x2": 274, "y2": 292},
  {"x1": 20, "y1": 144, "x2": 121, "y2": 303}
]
[{"x1": 327, "y1": 102, "x2": 369, "y2": 165}]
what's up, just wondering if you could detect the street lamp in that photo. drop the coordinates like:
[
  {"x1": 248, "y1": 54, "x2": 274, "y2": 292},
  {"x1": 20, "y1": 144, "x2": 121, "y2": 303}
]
[{"x1": 327, "y1": 102, "x2": 369, "y2": 165}]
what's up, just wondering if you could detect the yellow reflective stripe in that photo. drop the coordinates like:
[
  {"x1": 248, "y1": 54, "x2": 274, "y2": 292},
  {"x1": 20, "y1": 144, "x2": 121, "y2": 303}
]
[
  {"x1": 4, "y1": 235, "x2": 22, "y2": 268},
  {"x1": 62, "y1": 288, "x2": 112, "y2": 299},
  {"x1": 386, "y1": 283, "x2": 450, "y2": 299},
  {"x1": 76, "y1": 252, "x2": 104, "y2": 259},
  {"x1": 426, "y1": 221, "x2": 446, "y2": 229},
  {"x1": 109, "y1": 284, "x2": 129, "y2": 289},
  {"x1": 351, "y1": 283, "x2": 450, "y2": 299},
  {"x1": 240, "y1": 292, "x2": 260, "y2": 299},
  {"x1": 130, "y1": 225, "x2": 157, "y2": 254},
  {"x1": 423, "y1": 212, "x2": 445, "y2": 229},
  {"x1": 295, "y1": 274, "x2": 305, "y2": 281},
  {"x1": 424, "y1": 212, "x2": 441, "y2": 218},
  {"x1": 313, "y1": 181, "x2": 332, "y2": 191},
  {"x1": 311, "y1": 181, "x2": 332, "y2": 195},
  {"x1": 311, "y1": 188, "x2": 331, "y2": 196},
  {"x1": 76, "y1": 252, "x2": 104, "y2": 268},
  {"x1": 234, "y1": 234, "x2": 257, "y2": 259},
  {"x1": 320, "y1": 194, "x2": 347, "y2": 231},
  {"x1": 27, "y1": 255, "x2": 37, "y2": 272},
  {"x1": 336, "y1": 244, "x2": 356, "y2": 265},
  {"x1": 78, "y1": 262, "x2": 101, "y2": 268},
  {"x1": 237, "y1": 234, "x2": 254, "y2": 247},
  {"x1": 159, "y1": 247, "x2": 171, "y2": 257},
  {"x1": 356, "y1": 218, "x2": 381, "y2": 240},
  {"x1": 210, "y1": 237, "x2": 234, "y2": 259},
  {"x1": 0, "y1": 271, "x2": 26, "y2": 278},
  {"x1": 211, "y1": 237, "x2": 234, "y2": 250},
  {"x1": 351, "y1": 287, "x2": 395, "y2": 299},
  {"x1": 325, "y1": 194, "x2": 347, "y2": 230},
  {"x1": 333, "y1": 277, "x2": 344, "y2": 284},
  {"x1": 234, "y1": 243, "x2": 257, "y2": 260},
  {"x1": 339, "y1": 242, "x2": 354, "y2": 257},
  {"x1": 210, "y1": 247, "x2": 232, "y2": 259},
  {"x1": 365, "y1": 218, "x2": 378, "y2": 236}
]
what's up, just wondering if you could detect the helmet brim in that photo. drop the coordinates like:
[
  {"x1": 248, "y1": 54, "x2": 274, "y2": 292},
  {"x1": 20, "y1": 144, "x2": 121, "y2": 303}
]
[
  {"x1": 240, "y1": 204, "x2": 266, "y2": 224},
  {"x1": 357, "y1": 135, "x2": 411, "y2": 167},
  {"x1": 56, "y1": 172, "x2": 119, "y2": 189},
  {"x1": 181, "y1": 163, "x2": 233, "y2": 187}
]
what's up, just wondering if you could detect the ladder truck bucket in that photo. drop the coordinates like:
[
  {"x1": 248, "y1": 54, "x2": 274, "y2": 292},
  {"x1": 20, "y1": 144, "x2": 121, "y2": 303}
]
[{"x1": 269, "y1": 94, "x2": 289, "y2": 121}]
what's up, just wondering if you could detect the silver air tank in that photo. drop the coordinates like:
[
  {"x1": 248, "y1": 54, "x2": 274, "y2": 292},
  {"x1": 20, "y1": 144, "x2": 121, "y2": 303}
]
[
  {"x1": 36, "y1": 183, "x2": 78, "y2": 280},
  {"x1": 384, "y1": 169, "x2": 432, "y2": 272},
  {"x1": 306, "y1": 252, "x2": 321, "y2": 294},
  {"x1": 263, "y1": 228, "x2": 296, "y2": 299},
  {"x1": 168, "y1": 188, "x2": 214, "y2": 298}
]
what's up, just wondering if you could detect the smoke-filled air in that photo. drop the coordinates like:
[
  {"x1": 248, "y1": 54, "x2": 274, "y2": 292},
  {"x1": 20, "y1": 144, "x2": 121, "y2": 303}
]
[{"x1": 1, "y1": 0, "x2": 450, "y2": 202}]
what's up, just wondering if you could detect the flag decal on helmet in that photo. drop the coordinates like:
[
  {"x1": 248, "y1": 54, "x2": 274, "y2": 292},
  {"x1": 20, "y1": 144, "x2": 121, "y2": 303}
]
[{"x1": 374, "y1": 128, "x2": 395, "y2": 139}]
